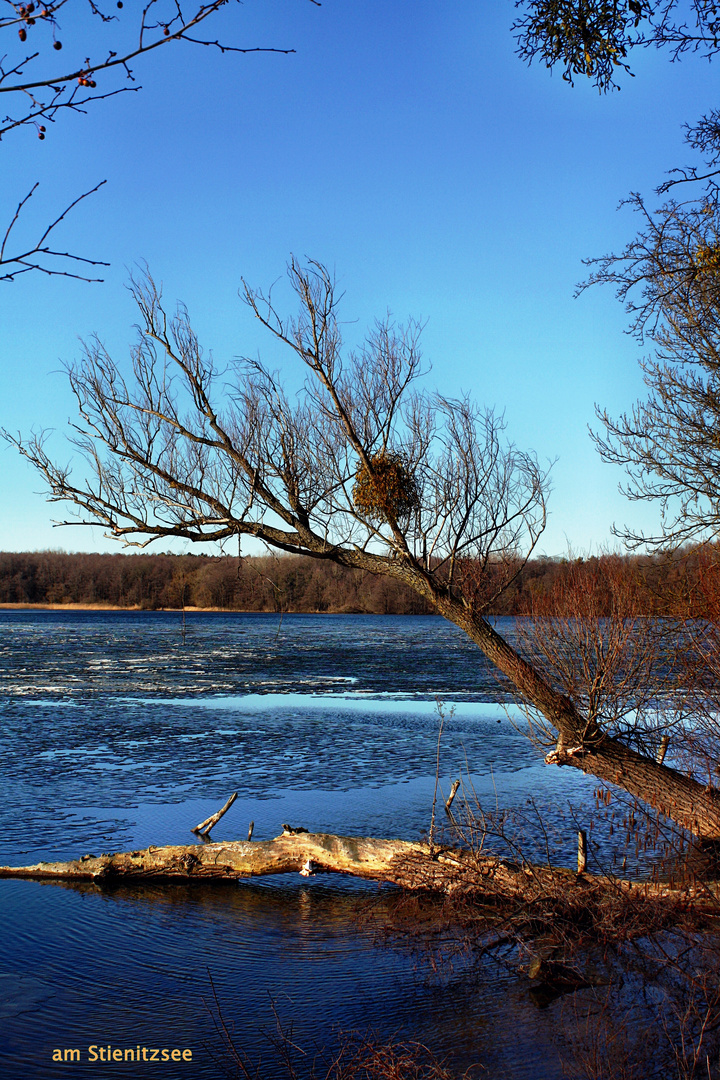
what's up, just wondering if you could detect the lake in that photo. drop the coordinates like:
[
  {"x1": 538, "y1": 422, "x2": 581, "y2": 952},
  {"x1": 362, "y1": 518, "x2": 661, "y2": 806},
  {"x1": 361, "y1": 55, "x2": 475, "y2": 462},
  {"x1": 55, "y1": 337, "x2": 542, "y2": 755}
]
[{"x1": 0, "y1": 611, "x2": 616, "y2": 1078}]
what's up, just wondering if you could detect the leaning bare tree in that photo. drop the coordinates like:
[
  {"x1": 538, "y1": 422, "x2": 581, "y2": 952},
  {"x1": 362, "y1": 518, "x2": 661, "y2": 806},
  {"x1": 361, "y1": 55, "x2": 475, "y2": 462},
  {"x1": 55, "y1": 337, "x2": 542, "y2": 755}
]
[
  {"x1": 0, "y1": 0, "x2": 302, "y2": 281},
  {"x1": 6, "y1": 258, "x2": 720, "y2": 839}
]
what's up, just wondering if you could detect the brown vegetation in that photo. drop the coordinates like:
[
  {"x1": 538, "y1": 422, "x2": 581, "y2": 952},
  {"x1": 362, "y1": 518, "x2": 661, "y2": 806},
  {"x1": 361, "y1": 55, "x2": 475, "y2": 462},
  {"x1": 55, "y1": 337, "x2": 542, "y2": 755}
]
[
  {"x1": 0, "y1": 546, "x2": 717, "y2": 615},
  {"x1": 352, "y1": 451, "x2": 420, "y2": 523},
  {"x1": 0, "y1": 549, "x2": 433, "y2": 613}
]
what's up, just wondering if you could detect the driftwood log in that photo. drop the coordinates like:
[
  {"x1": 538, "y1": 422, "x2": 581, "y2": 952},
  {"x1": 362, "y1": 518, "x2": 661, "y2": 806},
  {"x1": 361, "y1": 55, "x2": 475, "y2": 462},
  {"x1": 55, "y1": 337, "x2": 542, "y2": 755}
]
[
  {"x1": 0, "y1": 833, "x2": 428, "y2": 886},
  {"x1": 0, "y1": 831, "x2": 718, "y2": 915}
]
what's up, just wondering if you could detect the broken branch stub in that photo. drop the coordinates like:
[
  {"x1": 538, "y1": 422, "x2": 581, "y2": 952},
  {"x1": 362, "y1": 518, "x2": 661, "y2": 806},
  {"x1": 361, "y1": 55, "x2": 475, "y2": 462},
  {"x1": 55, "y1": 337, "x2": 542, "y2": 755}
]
[
  {"x1": 445, "y1": 780, "x2": 461, "y2": 813},
  {"x1": 192, "y1": 792, "x2": 238, "y2": 836}
]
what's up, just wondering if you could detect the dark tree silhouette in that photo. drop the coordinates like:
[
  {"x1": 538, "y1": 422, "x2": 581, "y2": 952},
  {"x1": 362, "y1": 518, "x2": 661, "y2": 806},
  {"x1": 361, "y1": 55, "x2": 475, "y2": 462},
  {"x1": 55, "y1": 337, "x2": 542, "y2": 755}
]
[{"x1": 513, "y1": 0, "x2": 720, "y2": 92}]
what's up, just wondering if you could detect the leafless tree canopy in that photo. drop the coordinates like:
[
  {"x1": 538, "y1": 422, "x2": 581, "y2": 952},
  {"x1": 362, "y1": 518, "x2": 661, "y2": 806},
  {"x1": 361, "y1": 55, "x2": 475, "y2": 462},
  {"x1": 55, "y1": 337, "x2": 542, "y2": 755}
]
[
  {"x1": 581, "y1": 114, "x2": 720, "y2": 547},
  {"x1": 4, "y1": 260, "x2": 549, "y2": 611}
]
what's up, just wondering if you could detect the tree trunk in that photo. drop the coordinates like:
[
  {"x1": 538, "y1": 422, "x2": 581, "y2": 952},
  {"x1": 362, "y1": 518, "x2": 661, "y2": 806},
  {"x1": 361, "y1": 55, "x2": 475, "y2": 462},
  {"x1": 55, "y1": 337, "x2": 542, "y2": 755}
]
[{"x1": 431, "y1": 594, "x2": 720, "y2": 841}]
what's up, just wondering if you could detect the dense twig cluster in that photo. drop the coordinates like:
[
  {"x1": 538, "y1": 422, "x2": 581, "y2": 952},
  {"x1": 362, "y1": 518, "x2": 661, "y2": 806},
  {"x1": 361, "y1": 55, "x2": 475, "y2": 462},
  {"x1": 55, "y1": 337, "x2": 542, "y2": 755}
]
[
  {"x1": 352, "y1": 451, "x2": 419, "y2": 524},
  {"x1": 513, "y1": 0, "x2": 720, "y2": 92}
]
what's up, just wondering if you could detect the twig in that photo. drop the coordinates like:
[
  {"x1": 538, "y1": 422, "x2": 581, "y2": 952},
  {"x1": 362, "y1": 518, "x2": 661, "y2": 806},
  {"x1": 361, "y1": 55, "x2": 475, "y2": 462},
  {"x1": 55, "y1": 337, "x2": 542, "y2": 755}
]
[
  {"x1": 429, "y1": 701, "x2": 446, "y2": 851},
  {"x1": 1, "y1": 180, "x2": 109, "y2": 282},
  {"x1": 444, "y1": 779, "x2": 460, "y2": 814},
  {"x1": 192, "y1": 791, "x2": 238, "y2": 836}
]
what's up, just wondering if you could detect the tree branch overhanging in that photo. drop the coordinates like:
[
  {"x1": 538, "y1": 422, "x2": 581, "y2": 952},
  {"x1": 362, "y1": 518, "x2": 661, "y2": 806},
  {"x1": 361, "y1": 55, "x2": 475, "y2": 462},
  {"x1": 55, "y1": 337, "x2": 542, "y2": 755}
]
[
  {"x1": 0, "y1": 0, "x2": 297, "y2": 139},
  {"x1": 513, "y1": 0, "x2": 720, "y2": 93},
  {"x1": 0, "y1": 179, "x2": 109, "y2": 281}
]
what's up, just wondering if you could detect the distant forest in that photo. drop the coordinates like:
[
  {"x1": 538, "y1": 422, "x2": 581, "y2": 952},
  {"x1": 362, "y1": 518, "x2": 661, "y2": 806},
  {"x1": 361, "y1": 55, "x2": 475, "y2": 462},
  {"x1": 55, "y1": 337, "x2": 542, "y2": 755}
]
[{"x1": 0, "y1": 548, "x2": 714, "y2": 616}]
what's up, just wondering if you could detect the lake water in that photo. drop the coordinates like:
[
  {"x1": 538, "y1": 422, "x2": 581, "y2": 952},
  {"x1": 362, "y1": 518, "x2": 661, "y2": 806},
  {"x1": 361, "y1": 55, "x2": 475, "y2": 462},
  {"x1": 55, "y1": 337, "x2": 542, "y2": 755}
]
[{"x1": 0, "y1": 611, "x2": 614, "y2": 1079}]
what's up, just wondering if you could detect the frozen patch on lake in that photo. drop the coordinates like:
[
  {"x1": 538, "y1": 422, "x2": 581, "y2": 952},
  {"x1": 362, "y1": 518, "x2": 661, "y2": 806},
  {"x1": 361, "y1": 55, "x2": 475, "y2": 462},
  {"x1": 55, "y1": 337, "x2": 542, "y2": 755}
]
[{"x1": 134, "y1": 691, "x2": 525, "y2": 722}]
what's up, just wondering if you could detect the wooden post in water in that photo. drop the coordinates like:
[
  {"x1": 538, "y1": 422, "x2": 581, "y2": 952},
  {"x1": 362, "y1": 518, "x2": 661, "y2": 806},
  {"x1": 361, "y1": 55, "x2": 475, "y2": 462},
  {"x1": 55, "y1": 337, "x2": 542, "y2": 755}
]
[
  {"x1": 445, "y1": 780, "x2": 461, "y2": 814},
  {"x1": 577, "y1": 829, "x2": 588, "y2": 874}
]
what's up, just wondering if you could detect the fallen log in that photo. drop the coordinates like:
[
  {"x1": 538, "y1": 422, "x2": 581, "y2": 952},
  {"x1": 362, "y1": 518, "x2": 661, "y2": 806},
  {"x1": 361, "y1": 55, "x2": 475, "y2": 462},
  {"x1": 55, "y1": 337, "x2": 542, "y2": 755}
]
[
  {"x1": 0, "y1": 832, "x2": 429, "y2": 886},
  {"x1": 0, "y1": 830, "x2": 584, "y2": 893},
  {"x1": 0, "y1": 831, "x2": 718, "y2": 914}
]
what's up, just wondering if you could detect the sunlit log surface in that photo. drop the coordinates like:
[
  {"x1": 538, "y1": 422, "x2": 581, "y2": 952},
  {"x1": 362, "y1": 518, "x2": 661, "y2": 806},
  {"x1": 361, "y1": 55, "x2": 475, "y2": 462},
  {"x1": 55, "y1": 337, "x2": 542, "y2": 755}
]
[
  {"x1": 1, "y1": 832, "x2": 718, "y2": 913},
  {"x1": 0, "y1": 831, "x2": 560, "y2": 890},
  {"x1": 0, "y1": 833, "x2": 427, "y2": 885}
]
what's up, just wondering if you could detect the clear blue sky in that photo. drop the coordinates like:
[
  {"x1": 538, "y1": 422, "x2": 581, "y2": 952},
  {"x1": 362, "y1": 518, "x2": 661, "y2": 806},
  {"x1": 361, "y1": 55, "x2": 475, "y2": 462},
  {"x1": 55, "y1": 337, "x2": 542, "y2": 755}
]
[{"x1": 1, "y1": 0, "x2": 716, "y2": 556}]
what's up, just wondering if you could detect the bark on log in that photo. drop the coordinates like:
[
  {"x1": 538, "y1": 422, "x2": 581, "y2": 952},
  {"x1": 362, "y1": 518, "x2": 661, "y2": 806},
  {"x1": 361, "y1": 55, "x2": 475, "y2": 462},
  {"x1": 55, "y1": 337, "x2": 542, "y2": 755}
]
[{"x1": 0, "y1": 833, "x2": 426, "y2": 886}]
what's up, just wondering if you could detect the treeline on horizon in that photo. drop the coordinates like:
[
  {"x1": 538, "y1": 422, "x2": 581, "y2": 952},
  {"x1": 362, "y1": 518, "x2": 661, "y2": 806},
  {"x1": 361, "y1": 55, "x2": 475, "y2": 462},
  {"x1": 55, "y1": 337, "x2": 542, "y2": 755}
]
[{"x1": 0, "y1": 548, "x2": 716, "y2": 616}]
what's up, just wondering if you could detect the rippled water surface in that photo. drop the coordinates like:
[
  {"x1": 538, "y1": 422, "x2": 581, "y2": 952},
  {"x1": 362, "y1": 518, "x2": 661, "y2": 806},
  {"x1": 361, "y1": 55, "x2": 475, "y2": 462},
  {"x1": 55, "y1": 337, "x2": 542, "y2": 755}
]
[{"x1": 0, "y1": 611, "x2": 608, "y2": 1078}]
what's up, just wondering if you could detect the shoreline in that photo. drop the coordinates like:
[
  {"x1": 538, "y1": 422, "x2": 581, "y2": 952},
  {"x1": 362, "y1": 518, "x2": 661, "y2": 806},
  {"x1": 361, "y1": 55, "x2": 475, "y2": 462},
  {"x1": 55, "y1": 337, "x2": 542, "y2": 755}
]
[{"x1": 0, "y1": 602, "x2": 430, "y2": 614}]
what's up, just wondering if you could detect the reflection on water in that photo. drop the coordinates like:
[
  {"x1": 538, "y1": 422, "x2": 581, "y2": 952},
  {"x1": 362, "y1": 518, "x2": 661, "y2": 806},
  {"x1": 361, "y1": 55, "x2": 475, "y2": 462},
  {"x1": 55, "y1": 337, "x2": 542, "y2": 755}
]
[
  {"x1": 0, "y1": 876, "x2": 567, "y2": 1080},
  {"x1": 0, "y1": 612, "x2": 615, "y2": 1078}
]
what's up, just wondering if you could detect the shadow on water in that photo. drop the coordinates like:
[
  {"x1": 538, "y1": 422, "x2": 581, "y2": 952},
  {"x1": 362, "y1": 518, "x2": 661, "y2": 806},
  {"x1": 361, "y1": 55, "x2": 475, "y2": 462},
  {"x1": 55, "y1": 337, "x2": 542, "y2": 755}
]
[{"x1": 0, "y1": 875, "x2": 567, "y2": 1080}]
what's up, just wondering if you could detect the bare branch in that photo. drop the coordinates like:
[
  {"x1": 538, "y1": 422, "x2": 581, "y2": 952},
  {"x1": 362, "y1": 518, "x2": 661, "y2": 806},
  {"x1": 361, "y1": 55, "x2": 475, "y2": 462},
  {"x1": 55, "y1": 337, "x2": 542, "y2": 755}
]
[
  {"x1": 0, "y1": 0, "x2": 297, "y2": 139},
  {"x1": 0, "y1": 0, "x2": 307, "y2": 281},
  {"x1": 0, "y1": 179, "x2": 108, "y2": 281}
]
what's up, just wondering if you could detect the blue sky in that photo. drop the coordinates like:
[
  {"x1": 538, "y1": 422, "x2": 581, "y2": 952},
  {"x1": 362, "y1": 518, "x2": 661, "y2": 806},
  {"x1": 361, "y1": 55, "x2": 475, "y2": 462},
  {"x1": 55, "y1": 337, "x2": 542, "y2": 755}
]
[{"x1": 1, "y1": 0, "x2": 717, "y2": 556}]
